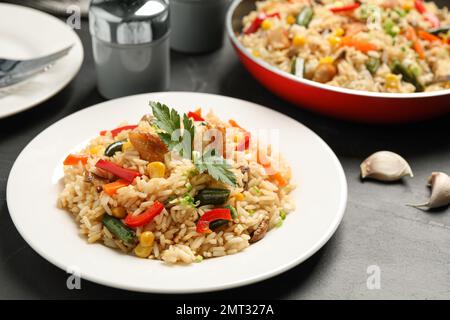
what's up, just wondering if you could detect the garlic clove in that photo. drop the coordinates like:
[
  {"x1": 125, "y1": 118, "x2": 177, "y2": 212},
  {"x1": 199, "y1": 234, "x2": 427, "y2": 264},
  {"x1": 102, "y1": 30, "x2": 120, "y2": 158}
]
[
  {"x1": 409, "y1": 172, "x2": 450, "y2": 209},
  {"x1": 360, "y1": 151, "x2": 413, "y2": 182}
]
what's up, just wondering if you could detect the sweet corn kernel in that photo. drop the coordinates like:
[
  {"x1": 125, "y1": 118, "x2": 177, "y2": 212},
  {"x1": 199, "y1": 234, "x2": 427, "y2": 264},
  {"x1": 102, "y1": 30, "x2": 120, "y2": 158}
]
[
  {"x1": 385, "y1": 74, "x2": 400, "y2": 89},
  {"x1": 402, "y1": 1, "x2": 413, "y2": 10},
  {"x1": 134, "y1": 244, "x2": 152, "y2": 258},
  {"x1": 328, "y1": 35, "x2": 341, "y2": 46},
  {"x1": 261, "y1": 19, "x2": 273, "y2": 30},
  {"x1": 235, "y1": 192, "x2": 245, "y2": 201},
  {"x1": 140, "y1": 231, "x2": 155, "y2": 247},
  {"x1": 252, "y1": 50, "x2": 261, "y2": 57},
  {"x1": 320, "y1": 56, "x2": 334, "y2": 64},
  {"x1": 122, "y1": 141, "x2": 133, "y2": 152},
  {"x1": 334, "y1": 27, "x2": 345, "y2": 37},
  {"x1": 286, "y1": 14, "x2": 296, "y2": 25},
  {"x1": 89, "y1": 145, "x2": 104, "y2": 155},
  {"x1": 147, "y1": 161, "x2": 166, "y2": 178},
  {"x1": 292, "y1": 35, "x2": 306, "y2": 46}
]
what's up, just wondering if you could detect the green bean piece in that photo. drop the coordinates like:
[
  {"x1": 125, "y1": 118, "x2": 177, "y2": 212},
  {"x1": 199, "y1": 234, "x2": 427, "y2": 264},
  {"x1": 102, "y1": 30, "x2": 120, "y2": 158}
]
[
  {"x1": 297, "y1": 6, "x2": 314, "y2": 27},
  {"x1": 102, "y1": 215, "x2": 136, "y2": 245}
]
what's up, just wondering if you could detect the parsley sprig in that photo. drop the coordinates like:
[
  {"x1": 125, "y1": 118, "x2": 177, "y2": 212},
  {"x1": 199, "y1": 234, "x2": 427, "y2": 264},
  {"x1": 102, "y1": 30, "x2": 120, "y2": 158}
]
[
  {"x1": 194, "y1": 152, "x2": 237, "y2": 187},
  {"x1": 151, "y1": 102, "x2": 195, "y2": 157},
  {"x1": 150, "y1": 101, "x2": 236, "y2": 186}
]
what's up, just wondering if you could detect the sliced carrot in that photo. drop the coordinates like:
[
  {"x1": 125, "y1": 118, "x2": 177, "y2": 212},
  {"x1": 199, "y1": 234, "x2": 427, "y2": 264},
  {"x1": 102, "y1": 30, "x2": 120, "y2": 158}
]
[
  {"x1": 229, "y1": 119, "x2": 245, "y2": 130},
  {"x1": 340, "y1": 37, "x2": 377, "y2": 53},
  {"x1": 102, "y1": 179, "x2": 130, "y2": 196},
  {"x1": 405, "y1": 26, "x2": 417, "y2": 41},
  {"x1": 418, "y1": 30, "x2": 441, "y2": 42},
  {"x1": 257, "y1": 150, "x2": 271, "y2": 168},
  {"x1": 271, "y1": 172, "x2": 288, "y2": 187},
  {"x1": 413, "y1": 40, "x2": 426, "y2": 59},
  {"x1": 63, "y1": 154, "x2": 88, "y2": 166},
  {"x1": 405, "y1": 27, "x2": 425, "y2": 59},
  {"x1": 257, "y1": 149, "x2": 288, "y2": 187}
]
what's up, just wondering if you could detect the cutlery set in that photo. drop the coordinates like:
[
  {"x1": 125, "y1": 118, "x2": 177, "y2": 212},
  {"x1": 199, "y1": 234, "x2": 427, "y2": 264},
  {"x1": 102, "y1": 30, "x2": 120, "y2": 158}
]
[{"x1": 0, "y1": 45, "x2": 72, "y2": 89}]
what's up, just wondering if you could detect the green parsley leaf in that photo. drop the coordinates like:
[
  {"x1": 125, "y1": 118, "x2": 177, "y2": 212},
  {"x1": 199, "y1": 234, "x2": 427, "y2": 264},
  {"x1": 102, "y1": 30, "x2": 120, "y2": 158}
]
[
  {"x1": 182, "y1": 113, "x2": 195, "y2": 156},
  {"x1": 151, "y1": 101, "x2": 180, "y2": 133},
  {"x1": 150, "y1": 101, "x2": 194, "y2": 157},
  {"x1": 280, "y1": 209, "x2": 287, "y2": 220},
  {"x1": 180, "y1": 193, "x2": 200, "y2": 208},
  {"x1": 195, "y1": 153, "x2": 237, "y2": 187},
  {"x1": 252, "y1": 186, "x2": 261, "y2": 194},
  {"x1": 150, "y1": 101, "x2": 236, "y2": 187}
]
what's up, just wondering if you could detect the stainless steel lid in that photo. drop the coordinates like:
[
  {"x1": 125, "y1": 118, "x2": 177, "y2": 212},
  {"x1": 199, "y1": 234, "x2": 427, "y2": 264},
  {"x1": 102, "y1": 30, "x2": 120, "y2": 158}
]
[{"x1": 89, "y1": 0, "x2": 169, "y2": 45}]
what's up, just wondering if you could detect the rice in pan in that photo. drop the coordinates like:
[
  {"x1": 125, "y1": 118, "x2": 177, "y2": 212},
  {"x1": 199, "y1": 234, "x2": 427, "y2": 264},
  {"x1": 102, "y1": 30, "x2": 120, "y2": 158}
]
[
  {"x1": 58, "y1": 102, "x2": 295, "y2": 264},
  {"x1": 239, "y1": 0, "x2": 450, "y2": 93}
]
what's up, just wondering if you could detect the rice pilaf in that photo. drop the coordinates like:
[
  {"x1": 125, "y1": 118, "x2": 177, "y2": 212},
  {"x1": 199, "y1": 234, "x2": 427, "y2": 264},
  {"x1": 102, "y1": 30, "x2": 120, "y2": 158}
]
[
  {"x1": 58, "y1": 103, "x2": 295, "y2": 264},
  {"x1": 239, "y1": 0, "x2": 450, "y2": 93}
]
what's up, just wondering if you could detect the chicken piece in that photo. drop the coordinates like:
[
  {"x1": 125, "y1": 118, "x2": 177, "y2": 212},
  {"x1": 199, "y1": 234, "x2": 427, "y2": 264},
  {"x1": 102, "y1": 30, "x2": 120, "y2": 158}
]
[
  {"x1": 432, "y1": 60, "x2": 450, "y2": 83},
  {"x1": 267, "y1": 27, "x2": 290, "y2": 50},
  {"x1": 380, "y1": 0, "x2": 400, "y2": 8},
  {"x1": 345, "y1": 23, "x2": 367, "y2": 36},
  {"x1": 313, "y1": 63, "x2": 337, "y2": 83},
  {"x1": 129, "y1": 131, "x2": 168, "y2": 162}
]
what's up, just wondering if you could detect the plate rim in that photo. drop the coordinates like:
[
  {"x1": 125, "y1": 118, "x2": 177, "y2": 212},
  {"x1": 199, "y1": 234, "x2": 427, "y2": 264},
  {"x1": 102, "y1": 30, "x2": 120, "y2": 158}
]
[
  {"x1": 0, "y1": 3, "x2": 84, "y2": 119},
  {"x1": 6, "y1": 92, "x2": 347, "y2": 293}
]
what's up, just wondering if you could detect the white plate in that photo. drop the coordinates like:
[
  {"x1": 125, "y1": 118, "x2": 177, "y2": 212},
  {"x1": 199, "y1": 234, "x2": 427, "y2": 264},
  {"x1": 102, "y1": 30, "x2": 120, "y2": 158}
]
[
  {"x1": 7, "y1": 92, "x2": 347, "y2": 293},
  {"x1": 0, "y1": 3, "x2": 83, "y2": 119}
]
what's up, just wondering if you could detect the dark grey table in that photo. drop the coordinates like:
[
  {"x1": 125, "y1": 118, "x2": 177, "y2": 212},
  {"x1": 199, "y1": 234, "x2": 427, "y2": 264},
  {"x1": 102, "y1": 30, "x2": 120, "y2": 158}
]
[{"x1": 1, "y1": 17, "x2": 450, "y2": 300}]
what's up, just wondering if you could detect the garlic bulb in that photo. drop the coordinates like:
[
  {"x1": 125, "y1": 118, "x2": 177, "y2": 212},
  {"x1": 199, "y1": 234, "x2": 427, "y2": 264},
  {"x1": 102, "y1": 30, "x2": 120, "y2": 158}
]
[
  {"x1": 360, "y1": 151, "x2": 413, "y2": 182},
  {"x1": 409, "y1": 172, "x2": 450, "y2": 209}
]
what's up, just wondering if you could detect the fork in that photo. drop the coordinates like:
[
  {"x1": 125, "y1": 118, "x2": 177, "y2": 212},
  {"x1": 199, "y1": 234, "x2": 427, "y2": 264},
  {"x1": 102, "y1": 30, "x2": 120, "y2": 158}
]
[{"x1": 0, "y1": 45, "x2": 73, "y2": 88}]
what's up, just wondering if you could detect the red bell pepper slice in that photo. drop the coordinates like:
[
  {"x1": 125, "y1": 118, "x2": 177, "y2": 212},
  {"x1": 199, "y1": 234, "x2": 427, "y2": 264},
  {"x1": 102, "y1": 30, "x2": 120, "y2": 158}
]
[
  {"x1": 415, "y1": 0, "x2": 440, "y2": 28},
  {"x1": 229, "y1": 119, "x2": 251, "y2": 151},
  {"x1": 234, "y1": 132, "x2": 251, "y2": 151},
  {"x1": 188, "y1": 108, "x2": 205, "y2": 121},
  {"x1": 95, "y1": 159, "x2": 141, "y2": 183},
  {"x1": 124, "y1": 201, "x2": 164, "y2": 228},
  {"x1": 330, "y1": 2, "x2": 360, "y2": 13},
  {"x1": 237, "y1": 133, "x2": 251, "y2": 151},
  {"x1": 100, "y1": 125, "x2": 138, "y2": 137},
  {"x1": 64, "y1": 154, "x2": 88, "y2": 165},
  {"x1": 196, "y1": 208, "x2": 232, "y2": 234},
  {"x1": 244, "y1": 12, "x2": 281, "y2": 35},
  {"x1": 414, "y1": 0, "x2": 427, "y2": 13}
]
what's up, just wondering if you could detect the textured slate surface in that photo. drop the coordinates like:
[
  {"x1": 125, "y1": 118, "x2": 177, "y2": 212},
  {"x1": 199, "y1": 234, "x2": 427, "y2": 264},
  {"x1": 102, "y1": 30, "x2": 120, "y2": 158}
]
[{"x1": 1, "y1": 17, "x2": 450, "y2": 299}]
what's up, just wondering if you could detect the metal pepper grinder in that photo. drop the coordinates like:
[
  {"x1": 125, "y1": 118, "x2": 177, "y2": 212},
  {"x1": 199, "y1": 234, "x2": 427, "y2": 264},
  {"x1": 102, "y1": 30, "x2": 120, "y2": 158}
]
[{"x1": 89, "y1": 0, "x2": 170, "y2": 99}]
